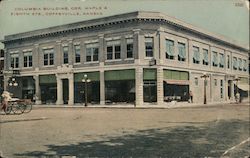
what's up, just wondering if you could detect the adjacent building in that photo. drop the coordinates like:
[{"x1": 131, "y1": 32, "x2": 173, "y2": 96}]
[{"x1": 2, "y1": 11, "x2": 249, "y2": 106}]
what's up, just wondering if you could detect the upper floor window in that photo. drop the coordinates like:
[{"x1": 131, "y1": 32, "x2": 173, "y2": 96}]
[
  {"x1": 86, "y1": 43, "x2": 99, "y2": 62},
  {"x1": 106, "y1": 40, "x2": 121, "y2": 60},
  {"x1": 202, "y1": 49, "x2": 209, "y2": 65},
  {"x1": 126, "y1": 38, "x2": 133, "y2": 58},
  {"x1": 193, "y1": 46, "x2": 200, "y2": 64},
  {"x1": 233, "y1": 57, "x2": 238, "y2": 70},
  {"x1": 145, "y1": 37, "x2": 153, "y2": 57},
  {"x1": 74, "y1": 45, "x2": 81, "y2": 63},
  {"x1": 238, "y1": 58, "x2": 242, "y2": 71},
  {"x1": 63, "y1": 46, "x2": 69, "y2": 64},
  {"x1": 23, "y1": 51, "x2": 32, "y2": 68},
  {"x1": 178, "y1": 42, "x2": 186, "y2": 61},
  {"x1": 219, "y1": 53, "x2": 225, "y2": 68},
  {"x1": 10, "y1": 53, "x2": 19, "y2": 68},
  {"x1": 214, "y1": 79, "x2": 217, "y2": 86},
  {"x1": 243, "y1": 59, "x2": 247, "y2": 71},
  {"x1": 212, "y1": 51, "x2": 218, "y2": 67},
  {"x1": 166, "y1": 39, "x2": 174, "y2": 60},
  {"x1": 227, "y1": 55, "x2": 230, "y2": 69},
  {"x1": 43, "y1": 48, "x2": 54, "y2": 66}
]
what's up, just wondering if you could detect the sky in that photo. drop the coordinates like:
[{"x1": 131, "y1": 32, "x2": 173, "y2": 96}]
[{"x1": 0, "y1": 0, "x2": 249, "y2": 49}]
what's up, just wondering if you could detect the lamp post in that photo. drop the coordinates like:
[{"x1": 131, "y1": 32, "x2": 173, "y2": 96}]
[
  {"x1": 201, "y1": 73, "x2": 209, "y2": 104},
  {"x1": 234, "y1": 76, "x2": 240, "y2": 103},
  {"x1": 82, "y1": 74, "x2": 91, "y2": 107}
]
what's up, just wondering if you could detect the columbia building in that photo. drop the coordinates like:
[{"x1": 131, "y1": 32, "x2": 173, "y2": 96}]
[{"x1": 2, "y1": 11, "x2": 249, "y2": 106}]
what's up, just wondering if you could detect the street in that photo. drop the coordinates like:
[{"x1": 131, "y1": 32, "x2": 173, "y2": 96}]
[{"x1": 0, "y1": 103, "x2": 249, "y2": 158}]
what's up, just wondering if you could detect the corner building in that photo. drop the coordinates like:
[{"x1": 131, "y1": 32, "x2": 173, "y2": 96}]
[{"x1": 2, "y1": 11, "x2": 249, "y2": 106}]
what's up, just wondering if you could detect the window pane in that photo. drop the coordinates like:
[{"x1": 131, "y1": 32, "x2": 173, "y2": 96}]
[
  {"x1": 75, "y1": 45, "x2": 81, "y2": 63},
  {"x1": 93, "y1": 48, "x2": 99, "y2": 61},
  {"x1": 127, "y1": 43, "x2": 133, "y2": 58},
  {"x1": 86, "y1": 48, "x2": 92, "y2": 62},
  {"x1": 15, "y1": 57, "x2": 19, "y2": 68},
  {"x1": 145, "y1": 37, "x2": 153, "y2": 57},
  {"x1": 107, "y1": 46, "x2": 113, "y2": 60},
  {"x1": 24, "y1": 56, "x2": 27, "y2": 67},
  {"x1": 115, "y1": 45, "x2": 121, "y2": 59},
  {"x1": 43, "y1": 54, "x2": 49, "y2": 65}
]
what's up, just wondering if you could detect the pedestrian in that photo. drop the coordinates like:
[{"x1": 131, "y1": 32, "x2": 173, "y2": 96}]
[
  {"x1": 1, "y1": 91, "x2": 12, "y2": 112},
  {"x1": 189, "y1": 90, "x2": 193, "y2": 103}
]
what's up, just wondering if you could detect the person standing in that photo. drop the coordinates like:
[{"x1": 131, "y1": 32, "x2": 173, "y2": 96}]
[
  {"x1": 1, "y1": 91, "x2": 12, "y2": 112},
  {"x1": 189, "y1": 90, "x2": 193, "y2": 103}
]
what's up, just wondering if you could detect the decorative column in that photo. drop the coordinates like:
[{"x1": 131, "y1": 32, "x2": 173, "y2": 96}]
[
  {"x1": 135, "y1": 67, "x2": 144, "y2": 106},
  {"x1": 100, "y1": 70, "x2": 105, "y2": 105},
  {"x1": 157, "y1": 67, "x2": 164, "y2": 105},
  {"x1": 68, "y1": 73, "x2": 74, "y2": 105},
  {"x1": 33, "y1": 75, "x2": 41, "y2": 104},
  {"x1": 56, "y1": 75, "x2": 63, "y2": 105}
]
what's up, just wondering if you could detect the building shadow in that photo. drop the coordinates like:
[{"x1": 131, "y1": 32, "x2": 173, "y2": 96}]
[{"x1": 14, "y1": 119, "x2": 249, "y2": 158}]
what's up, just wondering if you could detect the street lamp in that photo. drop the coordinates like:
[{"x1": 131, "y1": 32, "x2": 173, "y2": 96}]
[
  {"x1": 233, "y1": 76, "x2": 240, "y2": 103},
  {"x1": 9, "y1": 77, "x2": 18, "y2": 87},
  {"x1": 82, "y1": 74, "x2": 91, "y2": 107},
  {"x1": 201, "y1": 73, "x2": 209, "y2": 104}
]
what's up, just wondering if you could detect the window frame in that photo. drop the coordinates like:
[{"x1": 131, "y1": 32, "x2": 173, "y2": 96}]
[
  {"x1": 43, "y1": 48, "x2": 54, "y2": 66},
  {"x1": 145, "y1": 37, "x2": 154, "y2": 58},
  {"x1": 23, "y1": 51, "x2": 33, "y2": 68}
]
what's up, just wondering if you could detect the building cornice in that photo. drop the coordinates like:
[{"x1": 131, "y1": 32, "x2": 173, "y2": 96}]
[{"x1": 3, "y1": 11, "x2": 249, "y2": 52}]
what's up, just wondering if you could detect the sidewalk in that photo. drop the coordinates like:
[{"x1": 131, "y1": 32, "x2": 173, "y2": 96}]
[{"x1": 33, "y1": 101, "x2": 249, "y2": 109}]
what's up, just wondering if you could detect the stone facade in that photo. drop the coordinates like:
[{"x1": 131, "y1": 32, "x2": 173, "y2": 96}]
[{"x1": 2, "y1": 11, "x2": 249, "y2": 106}]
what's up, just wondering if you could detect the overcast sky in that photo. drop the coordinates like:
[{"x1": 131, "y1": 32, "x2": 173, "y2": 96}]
[{"x1": 0, "y1": 0, "x2": 249, "y2": 49}]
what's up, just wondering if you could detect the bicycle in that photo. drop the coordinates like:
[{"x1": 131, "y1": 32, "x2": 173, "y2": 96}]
[
  {"x1": 4, "y1": 101, "x2": 24, "y2": 115},
  {"x1": 18, "y1": 99, "x2": 33, "y2": 113}
]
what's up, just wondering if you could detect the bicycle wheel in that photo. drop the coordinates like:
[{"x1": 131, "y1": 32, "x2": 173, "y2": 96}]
[
  {"x1": 12, "y1": 103, "x2": 23, "y2": 115},
  {"x1": 5, "y1": 106, "x2": 12, "y2": 115},
  {"x1": 23, "y1": 103, "x2": 32, "y2": 113}
]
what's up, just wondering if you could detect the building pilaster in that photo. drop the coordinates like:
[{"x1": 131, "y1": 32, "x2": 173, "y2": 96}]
[
  {"x1": 158, "y1": 28, "x2": 165, "y2": 64},
  {"x1": 3, "y1": 75, "x2": 10, "y2": 91},
  {"x1": 135, "y1": 67, "x2": 144, "y2": 106},
  {"x1": 68, "y1": 39, "x2": 73, "y2": 65},
  {"x1": 56, "y1": 41, "x2": 62, "y2": 66},
  {"x1": 157, "y1": 67, "x2": 164, "y2": 105},
  {"x1": 100, "y1": 70, "x2": 105, "y2": 105},
  {"x1": 56, "y1": 75, "x2": 63, "y2": 105},
  {"x1": 33, "y1": 75, "x2": 41, "y2": 104},
  {"x1": 68, "y1": 73, "x2": 74, "y2": 105}
]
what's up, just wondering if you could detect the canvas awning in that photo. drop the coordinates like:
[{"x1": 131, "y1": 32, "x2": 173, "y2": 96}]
[{"x1": 237, "y1": 84, "x2": 249, "y2": 91}]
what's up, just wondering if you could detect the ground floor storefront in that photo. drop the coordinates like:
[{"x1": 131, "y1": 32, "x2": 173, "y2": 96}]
[{"x1": 3, "y1": 67, "x2": 249, "y2": 106}]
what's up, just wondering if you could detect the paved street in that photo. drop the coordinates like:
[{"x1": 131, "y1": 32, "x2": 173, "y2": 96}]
[{"x1": 0, "y1": 103, "x2": 249, "y2": 158}]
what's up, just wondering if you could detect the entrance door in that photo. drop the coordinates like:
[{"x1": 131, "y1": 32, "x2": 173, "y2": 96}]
[
  {"x1": 228, "y1": 80, "x2": 231, "y2": 99},
  {"x1": 62, "y1": 79, "x2": 69, "y2": 104},
  {"x1": 143, "y1": 81, "x2": 157, "y2": 102}
]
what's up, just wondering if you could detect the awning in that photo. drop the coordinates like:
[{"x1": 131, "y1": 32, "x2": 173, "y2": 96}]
[
  {"x1": 164, "y1": 79, "x2": 189, "y2": 85},
  {"x1": 237, "y1": 84, "x2": 249, "y2": 91}
]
